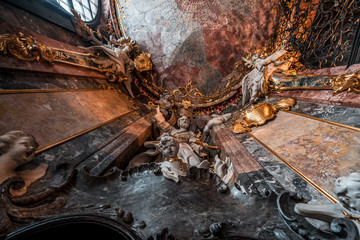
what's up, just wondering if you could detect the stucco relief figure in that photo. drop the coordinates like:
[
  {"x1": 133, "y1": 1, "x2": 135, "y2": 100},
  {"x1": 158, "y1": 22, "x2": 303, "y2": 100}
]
[
  {"x1": 213, "y1": 155, "x2": 235, "y2": 184},
  {"x1": 294, "y1": 172, "x2": 360, "y2": 234},
  {"x1": 203, "y1": 113, "x2": 232, "y2": 136},
  {"x1": 0, "y1": 131, "x2": 47, "y2": 194},
  {"x1": 242, "y1": 49, "x2": 287, "y2": 106},
  {"x1": 158, "y1": 135, "x2": 188, "y2": 182},
  {"x1": 86, "y1": 39, "x2": 135, "y2": 98},
  {"x1": 153, "y1": 107, "x2": 210, "y2": 169},
  {"x1": 154, "y1": 93, "x2": 174, "y2": 121}
]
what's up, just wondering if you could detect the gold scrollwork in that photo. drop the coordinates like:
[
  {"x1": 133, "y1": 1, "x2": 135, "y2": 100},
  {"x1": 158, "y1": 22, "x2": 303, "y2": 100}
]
[
  {"x1": 275, "y1": 98, "x2": 297, "y2": 111},
  {"x1": 0, "y1": 32, "x2": 57, "y2": 62},
  {"x1": 134, "y1": 52, "x2": 153, "y2": 72},
  {"x1": 172, "y1": 81, "x2": 205, "y2": 103},
  {"x1": 326, "y1": 69, "x2": 360, "y2": 95},
  {"x1": 232, "y1": 98, "x2": 296, "y2": 134}
]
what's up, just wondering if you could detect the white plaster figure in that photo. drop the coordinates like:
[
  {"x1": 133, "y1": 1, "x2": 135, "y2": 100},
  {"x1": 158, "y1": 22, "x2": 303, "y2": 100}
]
[
  {"x1": 0, "y1": 131, "x2": 47, "y2": 195},
  {"x1": 158, "y1": 135, "x2": 188, "y2": 182},
  {"x1": 203, "y1": 113, "x2": 232, "y2": 136},
  {"x1": 213, "y1": 155, "x2": 235, "y2": 184},
  {"x1": 294, "y1": 172, "x2": 360, "y2": 234},
  {"x1": 85, "y1": 41, "x2": 135, "y2": 98},
  {"x1": 241, "y1": 48, "x2": 287, "y2": 106},
  {"x1": 153, "y1": 107, "x2": 210, "y2": 169}
]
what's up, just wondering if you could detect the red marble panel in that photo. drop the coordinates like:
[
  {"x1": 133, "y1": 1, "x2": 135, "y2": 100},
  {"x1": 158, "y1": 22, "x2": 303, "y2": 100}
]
[
  {"x1": 299, "y1": 64, "x2": 360, "y2": 75},
  {"x1": 0, "y1": 55, "x2": 106, "y2": 79},
  {"x1": 213, "y1": 124, "x2": 263, "y2": 174}
]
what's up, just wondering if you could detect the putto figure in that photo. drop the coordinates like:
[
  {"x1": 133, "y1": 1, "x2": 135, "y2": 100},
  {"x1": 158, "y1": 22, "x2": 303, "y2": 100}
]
[
  {"x1": 0, "y1": 131, "x2": 39, "y2": 184},
  {"x1": 158, "y1": 135, "x2": 188, "y2": 182}
]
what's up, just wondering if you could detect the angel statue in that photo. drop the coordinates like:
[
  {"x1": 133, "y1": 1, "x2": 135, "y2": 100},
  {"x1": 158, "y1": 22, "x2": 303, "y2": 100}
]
[{"x1": 241, "y1": 48, "x2": 287, "y2": 106}]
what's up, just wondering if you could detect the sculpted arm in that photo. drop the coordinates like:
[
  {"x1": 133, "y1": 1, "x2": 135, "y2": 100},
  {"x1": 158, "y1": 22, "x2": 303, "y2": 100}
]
[
  {"x1": 153, "y1": 106, "x2": 172, "y2": 132},
  {"x1": 261, "y1": 49, "x2": 287, "y2": 66},
  {"x1": 188, "y1": 132, "x2": 206, "y2": 155}
]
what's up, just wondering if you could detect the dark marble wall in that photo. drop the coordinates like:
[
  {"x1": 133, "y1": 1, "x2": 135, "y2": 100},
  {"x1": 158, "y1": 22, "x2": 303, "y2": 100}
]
[
  {"x1": 0, "y1": 2, "x2": 151, "y2": 177},
  {"x1": 122, "y1": 0, "x2": 278, "y2": 94},
  {"x1": 291, "y1": 101, "x2": 360, "y2": 128}
]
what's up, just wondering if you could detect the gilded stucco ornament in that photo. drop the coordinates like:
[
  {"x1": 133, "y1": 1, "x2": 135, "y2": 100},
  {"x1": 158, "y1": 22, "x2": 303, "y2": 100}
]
[
  {"x1": 0, "y1": 32, "x2": 57, "y2": 62},
  {"x1": 326, "y1": 69, "x2": 360, "y2": 95},
  {"x1": 134, "y1": 52, "x2": 153, "y2": 72},
  {"x1": 275, "y1": 97, "x2": 297, "y2": 111},
  {"x1": 232, "y1": 98, "x2": 296, "y2": 134}
]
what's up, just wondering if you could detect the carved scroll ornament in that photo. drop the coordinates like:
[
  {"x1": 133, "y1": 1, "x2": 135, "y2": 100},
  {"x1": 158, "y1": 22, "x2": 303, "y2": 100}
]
[
  {"x1": 326, "y1": 69, "x2": 360, "y2": 95},
  {"x1": 0, "y1": 32, "x2": 151, "y2": 93},
  {"x1": 0, "y1": 32, "x2": 57, "y2": 62},
  {"x1": 232, "y1": 98, "x2": 296, "y2": 134},
  {"x1": 134, "y1": 52, "x2": 153, "y2": 72}
]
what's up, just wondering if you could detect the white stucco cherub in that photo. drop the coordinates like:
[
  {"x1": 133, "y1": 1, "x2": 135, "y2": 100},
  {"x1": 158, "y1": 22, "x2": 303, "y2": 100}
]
[{"x1": 158, "y1": 135, "x2": 188, "y2": 182}]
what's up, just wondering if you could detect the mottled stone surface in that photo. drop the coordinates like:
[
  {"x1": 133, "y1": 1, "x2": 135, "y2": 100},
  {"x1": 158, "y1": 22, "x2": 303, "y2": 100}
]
[
  {"x1": 234, "y1": 132, "x2": 329, "y2": 204},
  {"x1": 82, "y1": 114, "x2": 155, "y2": 175},
  {"x1": 299, "y1": 63, "x2": 360, "y2": 75},
  {"x1": 31, "y1": 111, "x2": 143, "y2": 168},
  {"x1": 291, "y1": 100, "x2": 360, "y2": 128},
  {"x1": 0, "y1": 70, "x2": 110, "y2": 90},
  {"x1": 122, "y1": 0, "x2": 278, "y2": 94},
  {"x1": 272, "y1": 90, "x2": 360, "y2": 108},
  {"x1": 273, "y1": 75, "x2": 330, "y2": 88},
  {"x1": 0, "y1": 90, "x2": 133, "y2": 149},
  {"x1": 213, "y1": 123, "x2": 262, "y2": 174},
  {"x1": 250, "y1": 111, "x2": 360, "y2": 197},
  {"x1": 38, "y1": 167, "x2": 300, "y2": 239}
]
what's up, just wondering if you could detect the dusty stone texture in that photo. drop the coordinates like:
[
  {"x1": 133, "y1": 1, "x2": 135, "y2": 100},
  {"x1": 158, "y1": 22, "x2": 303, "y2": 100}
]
[
  {"x1": 0, "y1": 90, "x2": 133, "y2": 149},
  {"x1": 122, "y1": 0, "x2": 278, "y2": 94},
  {"x1": 272, "y1": 90, "x2": 360, "y2": 108},
  {"x1": 250, "y1": 111, "x2": 360, "y2": 196}
]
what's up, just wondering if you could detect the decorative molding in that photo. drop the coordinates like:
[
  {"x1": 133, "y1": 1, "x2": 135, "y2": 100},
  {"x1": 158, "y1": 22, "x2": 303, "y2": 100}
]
[
  {"x1": 232, "y1": 98, "x2": 296, "y2": 134},
  {"x1": 285, "y1": 110, "x2": 360, "y2": 132},
  {"x1": 248, "y1": 132, "x2": 339, "y2": 203},
  {"x1": 35, "y1": 113, "x2": 133, "y2": 154},
  {"x1": 0, "y1": 32, "x2": 57, "y2": 62},
  {"x1": 326, "y1": 68, "x2": 360, "y2": 95}
]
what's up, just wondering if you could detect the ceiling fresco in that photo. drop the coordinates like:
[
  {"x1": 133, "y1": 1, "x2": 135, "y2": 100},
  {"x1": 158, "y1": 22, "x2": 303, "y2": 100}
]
[{"x1": 122, "y1": 0, "x2": 278, "y2": 94}]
